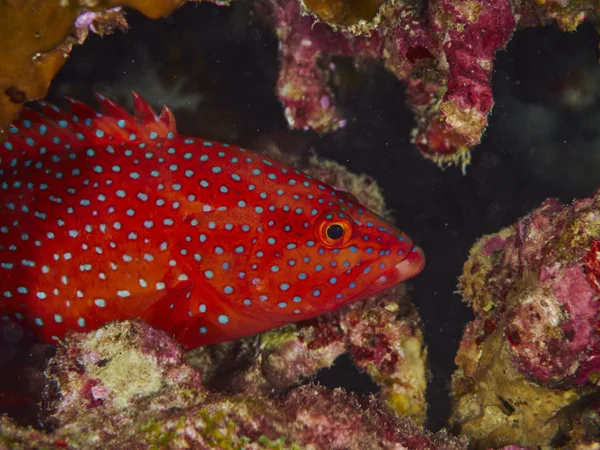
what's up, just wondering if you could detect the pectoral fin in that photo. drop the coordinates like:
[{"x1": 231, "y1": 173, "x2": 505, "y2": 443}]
[{"x1": 139, "y1": 284, "x2": 196, "y2": 337}]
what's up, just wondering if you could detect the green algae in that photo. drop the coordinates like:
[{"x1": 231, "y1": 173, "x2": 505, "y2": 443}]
[
  {"x1": 198, "y1": 409, "x2": 302, "y2": 450},
  {"x1": 259, "y1": 325, "x2": 300, "y2": 349},
  {"x1": 141, "y1": 416, "x2": 185, "y2": 449}
]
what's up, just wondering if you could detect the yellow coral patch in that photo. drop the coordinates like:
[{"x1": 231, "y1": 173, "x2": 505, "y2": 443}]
[
  {"x1": 0, "y1": 0, "x2": 186, "y2": 135},
  {"x1": 300, "y1": 0, "x2": 384, "y2": 28}
]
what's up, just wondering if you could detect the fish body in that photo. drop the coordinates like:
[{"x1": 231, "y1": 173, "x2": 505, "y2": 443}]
[{"x1": 0, "y1": 93, "x2": 424, "y2": 349}]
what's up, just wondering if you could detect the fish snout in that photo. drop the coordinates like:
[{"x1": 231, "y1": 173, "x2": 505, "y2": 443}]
[
  {"x1": 351, "y1": 241, "x2": 424, "y2": 301},
  {"x1": 394, "y1": 245, "x2": 425, "y2": 282}
]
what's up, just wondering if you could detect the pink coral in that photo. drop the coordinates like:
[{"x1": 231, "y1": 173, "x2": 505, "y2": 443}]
[
  {"x1": 73, "y1": 7, "x2": 128, "y2": 44},
  {"x1": 1, "y1": 319, "x2": 465, "y2": 450},
  {"x1": 464, "y1": 193, "x2": 600, "y2": 385},
  {"x1": 583, "y1": 240, "x2": 600, "y2": 294},
  {"x1": 253, "y1": 0, "x2": 599, "y2": 169},
  {"x1": 451, "y1": 189, "x2": 600, "y2": 448}
]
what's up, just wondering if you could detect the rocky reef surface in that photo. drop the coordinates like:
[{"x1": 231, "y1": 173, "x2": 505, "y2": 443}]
[
  {"x1": 0, "y1": 319, "x2": 460, "y2": 449},
  {"x1": 451, "y1": 189, "x2": 600, "y2": 448},
  {"x1": 2, "y1": 0, "x2": 599, "y2": 168},
  {"x1": 4, "y1": 1, "x2": 600, "y2": 448}
]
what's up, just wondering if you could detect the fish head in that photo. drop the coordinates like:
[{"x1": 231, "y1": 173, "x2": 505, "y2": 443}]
[
  {"x1": 250, "y1": 185, "x2": 425, "y2": 321},
  {"x1": 333, "y1": 199, "x2": 426, "y2": 300}
]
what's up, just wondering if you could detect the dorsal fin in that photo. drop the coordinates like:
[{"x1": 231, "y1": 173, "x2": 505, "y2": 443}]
[
  {"x1": 132, "y1": 91, "x2": 158, "y2": 121},
  {"x1": 2, "y1": 92, "x2": 178, "y2": 156}
]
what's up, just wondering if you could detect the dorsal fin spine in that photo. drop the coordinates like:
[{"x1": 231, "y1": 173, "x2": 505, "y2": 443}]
[{"x1": 2, "y1": 92, "x2": 179, "y2": 156}]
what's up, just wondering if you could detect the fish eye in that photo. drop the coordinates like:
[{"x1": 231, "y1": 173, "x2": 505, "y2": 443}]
[
  {"x1": 326, "y1": 224, "x2": 344, "y2": 240},
  {"x1": 316, "y1": 211, "x2": 353, "y2": 247}
]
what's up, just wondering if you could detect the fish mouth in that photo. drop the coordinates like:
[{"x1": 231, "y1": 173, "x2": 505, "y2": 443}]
[
  {"x1": 343, "y1": 245, "x2": 425, "y2": 303},
  {"x1": 394, "y1": 245, "x2": 425, "y2": 282}
]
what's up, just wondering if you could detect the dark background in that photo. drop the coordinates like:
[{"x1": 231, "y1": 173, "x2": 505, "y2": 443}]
[{"x1": 48, "y1": 3, "x2": 600, "y2": 430}]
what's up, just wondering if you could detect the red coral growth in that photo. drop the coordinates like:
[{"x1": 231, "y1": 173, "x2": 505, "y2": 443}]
[
  {"x1": 466, "y1": 193, "x2": 600, "y2": 385},
  {"x1": 0, "y1": 320, "x2": 465, "y2": 450},
  {"x1": 452, "y1": 188, "x2": 600, "y2": 448},
  {"x1": 253, "y1": 0, "x2": 599, "y2": 169},
  {"x1": 584, "y1": 240, "x2": 600, "y2": 294}
]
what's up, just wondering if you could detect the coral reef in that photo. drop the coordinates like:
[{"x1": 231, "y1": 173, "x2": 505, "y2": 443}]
[
  {"x1": 450, "y1": 189, "x2": 600, "y2": 448},
  {"x1": 0, "y1": 319, "x2": 464, "y2": 450},
  {"x1": 3, "y1": 0, "x2": 599, "y2": 168},
  {"x1": 187, "y1": 285, "x2": 428, "y2": 423},
  {"x1": 0, "y1": 0, "x2": 188, "y2": 135},
  {"x1": 254, "y1": 0, "x2": 600, "y2": 169}
]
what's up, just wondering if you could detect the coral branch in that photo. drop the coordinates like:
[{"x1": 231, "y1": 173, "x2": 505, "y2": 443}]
[
  {"x1": 254, "y1": 0, "x2": 599, "y2": 169},
  {"x1": 3, "y1": 0, "x2": 598, "y2": 168}
]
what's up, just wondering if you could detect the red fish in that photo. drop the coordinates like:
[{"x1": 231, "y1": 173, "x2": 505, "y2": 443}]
[{"x1": 0, "y1": 93, "x2": 425, "y2": 349}]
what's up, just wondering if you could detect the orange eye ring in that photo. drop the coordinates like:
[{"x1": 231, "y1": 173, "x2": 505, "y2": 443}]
[{"x1": 316, "y1": 211, "x2": 353, "y2": 247}]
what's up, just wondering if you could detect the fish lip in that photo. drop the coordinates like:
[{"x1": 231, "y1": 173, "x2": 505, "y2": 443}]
[
  {"x1": 394, "y1": 245, "x2": 425, "y2": 282},
  {"x1": 339, "y1": 245, "x2": 425, "y2": 304}
]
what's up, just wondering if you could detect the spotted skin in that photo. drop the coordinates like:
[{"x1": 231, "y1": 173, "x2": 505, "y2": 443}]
[{"x1": 0, "y1": 93, "x2": 425, "y2": 349}]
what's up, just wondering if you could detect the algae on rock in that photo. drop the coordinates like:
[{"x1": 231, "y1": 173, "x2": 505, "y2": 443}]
[
  {"x1": 1, "y1": 320, "x2": 461, "y2": 449},
  {"x1": 0, "y1": 0, "x2": 187, "y2": 135},
  {"x1": 451, "y1": 189, "x2": 600, "y2": 448}
]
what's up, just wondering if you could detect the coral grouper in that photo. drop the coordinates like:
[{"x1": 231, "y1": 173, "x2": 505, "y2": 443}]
[{"x1": 0, "y1": 93, "x2": 425, "y2": 349}]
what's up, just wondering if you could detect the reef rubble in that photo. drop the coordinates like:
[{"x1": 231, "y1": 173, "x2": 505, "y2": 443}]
[
  {"x1": 0, "y1": 319, "x2": 461, "y2": 450},
  {"x1": 451, "y1": 189, "x2": 600, "y2": 448}
]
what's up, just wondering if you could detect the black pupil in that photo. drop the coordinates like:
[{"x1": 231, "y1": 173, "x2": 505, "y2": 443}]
[{"x1": 326, "y1": 224, "x2": 344, "y2": 240}]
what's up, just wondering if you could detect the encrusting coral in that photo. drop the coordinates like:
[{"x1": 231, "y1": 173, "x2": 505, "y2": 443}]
[
  {"x1": 253, "y1": 0, "x2": 600, "y2": 169},
  {"x1": 450, "y1": 189, "x2": 600, "y2": 448},
  {"x1": 0, "y1": 320, "x2": 462, "y2": 450}
]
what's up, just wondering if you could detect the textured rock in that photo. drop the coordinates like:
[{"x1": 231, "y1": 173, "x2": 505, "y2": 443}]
[
  {"x1": 1, "y1": 319, "x2": 463, "y2": 450},
  {"x1": 451, "y1": 189, "x2": 600, "y2": 448}
]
